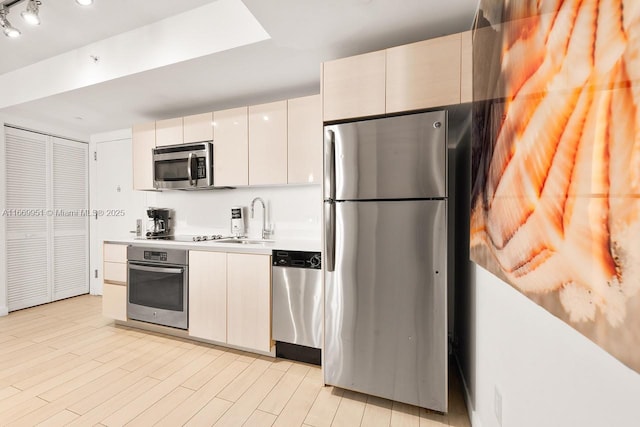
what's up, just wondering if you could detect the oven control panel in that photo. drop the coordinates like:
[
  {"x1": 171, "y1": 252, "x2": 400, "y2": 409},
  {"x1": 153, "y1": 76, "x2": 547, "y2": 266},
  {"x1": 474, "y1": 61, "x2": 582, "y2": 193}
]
[{"x1": 144, "y1": 250, "x2": 167, "y2": 262}]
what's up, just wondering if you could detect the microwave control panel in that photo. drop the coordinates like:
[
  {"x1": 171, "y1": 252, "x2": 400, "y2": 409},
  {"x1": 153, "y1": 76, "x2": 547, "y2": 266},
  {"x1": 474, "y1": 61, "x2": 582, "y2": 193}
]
[{"x1": 196, "y1": 158, "x2": 207, "y2": 179}]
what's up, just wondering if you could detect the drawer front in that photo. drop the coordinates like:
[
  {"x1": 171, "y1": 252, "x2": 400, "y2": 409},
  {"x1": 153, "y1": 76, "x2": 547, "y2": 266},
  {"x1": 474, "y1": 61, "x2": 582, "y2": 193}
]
[
  {"x1": 104, "y1": 243, "x2": 127, "y2": 263},
  {"x1": 103, "y1": 283, "x2": 127, "y2": 321},
  {"x1": 104, "y1": 261, "x2": 127, "y2": 284}
]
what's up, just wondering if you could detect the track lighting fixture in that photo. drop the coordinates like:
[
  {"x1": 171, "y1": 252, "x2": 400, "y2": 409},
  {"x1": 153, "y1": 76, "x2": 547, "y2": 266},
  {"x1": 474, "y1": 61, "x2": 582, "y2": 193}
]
[
  {"x1": 21, "y1": 0, "x2": 40, "y2": 26},
  {"x1": 0, "y1": 5, "x2": 20, "y2": 38},
  {"x1": 1, "y1": 0, "x2": 94, "y2": 38}
]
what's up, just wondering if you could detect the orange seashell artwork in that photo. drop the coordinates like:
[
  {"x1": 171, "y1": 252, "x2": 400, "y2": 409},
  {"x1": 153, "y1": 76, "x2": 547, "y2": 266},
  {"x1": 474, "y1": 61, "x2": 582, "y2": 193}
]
[{"x1": 471, "y1": 0, "x2": 640, "y2": 372}]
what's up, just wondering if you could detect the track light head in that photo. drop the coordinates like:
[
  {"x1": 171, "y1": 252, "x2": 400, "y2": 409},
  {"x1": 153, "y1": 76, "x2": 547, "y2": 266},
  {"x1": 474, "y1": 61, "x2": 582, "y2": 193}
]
[
  {"x1": 21, "y1": 0, "x2": 41, "y2": 26},
  {"x1": 0, "y1": 5, "x2": 21, "y2": 38}
]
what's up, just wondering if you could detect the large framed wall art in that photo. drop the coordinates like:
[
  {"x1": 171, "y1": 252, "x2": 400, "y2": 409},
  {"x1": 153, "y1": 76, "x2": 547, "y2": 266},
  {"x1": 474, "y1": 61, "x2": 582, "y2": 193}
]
[{"x1": 471, "y1": 0, "x2": 640, "y2": 372}]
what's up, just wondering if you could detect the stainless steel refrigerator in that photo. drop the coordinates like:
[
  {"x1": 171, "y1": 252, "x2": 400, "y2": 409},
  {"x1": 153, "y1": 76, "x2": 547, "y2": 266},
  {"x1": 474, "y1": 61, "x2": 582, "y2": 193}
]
[{"x1": 323, "y1": 110, "x2": 448, "y2": 412}]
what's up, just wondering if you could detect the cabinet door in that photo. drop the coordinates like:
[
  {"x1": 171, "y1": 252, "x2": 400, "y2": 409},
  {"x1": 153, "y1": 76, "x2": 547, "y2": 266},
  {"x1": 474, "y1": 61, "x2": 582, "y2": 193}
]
[
  {"x1": 156, "y1": 117, "x2": 183, "y2": 146},
  {"x1": 213, "y1": 107, "x2": 249, "y2": 187},
  {"x1": 104, "y1": 262, "x2": 127, "y2": 284},
  {"x1": 227, "y1": 253, "x2": 271, "y2": 353},
  {"x1": 386, "y1": 33, "x2": 462, "y2": 113},
  {"x1": 460, "y1": 30, "x2": 473, "y2": 104},
  {"x1": 287, "y1": 94, "x2": 322, "y2": 184},
  {"x1": 248, "y1": 101, "x2": 288, "y2": 185},
  {"x1": 104, "y1": 243, "x2": 127, "y2": 263},
  {"x1": 323, "y1": 50, "x2": 386, "y2": 121},
  {"x1": 184, "y1": 112, "x2": 213, "y2": 143},
  {"x1": 103, "y1": 282, "x2": 127, "y2": 321},
  {"x1": 132, "y1": 121, "x2": 156, "y2": 191},
  {"x1": 189, "y1": 251, "x2": 227, "y2": 342}
]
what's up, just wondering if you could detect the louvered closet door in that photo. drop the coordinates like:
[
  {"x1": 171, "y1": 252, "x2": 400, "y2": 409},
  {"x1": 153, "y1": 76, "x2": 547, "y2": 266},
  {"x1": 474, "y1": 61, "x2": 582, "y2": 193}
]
[
  {"x1": 5, "y1": 128, "x2": 50, "y2": 311},
  {"x1": 52, "y1": 137, "x2": 89, "y2": 300}
]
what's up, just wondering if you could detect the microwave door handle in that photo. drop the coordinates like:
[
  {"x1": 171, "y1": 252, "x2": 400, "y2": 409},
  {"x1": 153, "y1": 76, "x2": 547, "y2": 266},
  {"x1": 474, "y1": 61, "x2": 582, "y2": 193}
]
[
  {"x1": 128, "y1": 263, "x2": 184, "y2": 275},
  {"x1": 187, "y1": 152, "x2": 195, "y2": 186}
]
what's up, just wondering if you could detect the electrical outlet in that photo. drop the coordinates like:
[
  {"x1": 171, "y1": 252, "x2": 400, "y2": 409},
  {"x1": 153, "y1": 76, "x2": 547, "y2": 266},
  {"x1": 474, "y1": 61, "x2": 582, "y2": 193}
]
[{"x1": 494, "y1": 386, "x2": 503, "y2": 426}]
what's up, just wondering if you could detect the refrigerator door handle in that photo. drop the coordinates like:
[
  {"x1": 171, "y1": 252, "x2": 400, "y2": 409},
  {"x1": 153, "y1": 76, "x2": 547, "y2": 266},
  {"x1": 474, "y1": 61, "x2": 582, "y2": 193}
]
[
  {"x1": 324, "y1": 129, "x2": 336, "y2": 201},
  {"x1": 324, "y1": 202, "x2": 336, "y2": 272}
]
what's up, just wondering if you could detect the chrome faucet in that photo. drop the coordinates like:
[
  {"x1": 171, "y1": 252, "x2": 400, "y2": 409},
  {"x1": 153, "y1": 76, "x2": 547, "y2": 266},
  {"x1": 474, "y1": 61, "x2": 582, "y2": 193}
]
[{"x1": 250, "y1": 197, "x2": 270, "y2": 239}]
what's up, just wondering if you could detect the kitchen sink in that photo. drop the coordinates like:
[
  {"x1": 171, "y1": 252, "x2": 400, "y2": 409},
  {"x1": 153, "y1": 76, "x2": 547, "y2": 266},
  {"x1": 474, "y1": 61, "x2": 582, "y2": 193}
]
[{"x1": 215, "y1": 238, "x2": 275, "y2": 245}]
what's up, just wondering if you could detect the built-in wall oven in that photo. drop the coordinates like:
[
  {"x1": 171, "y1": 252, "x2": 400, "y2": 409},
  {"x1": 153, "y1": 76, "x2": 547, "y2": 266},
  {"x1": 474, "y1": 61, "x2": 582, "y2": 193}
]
[{"x1": 127, "y1": 246, "x2": 188, "y2": 330}]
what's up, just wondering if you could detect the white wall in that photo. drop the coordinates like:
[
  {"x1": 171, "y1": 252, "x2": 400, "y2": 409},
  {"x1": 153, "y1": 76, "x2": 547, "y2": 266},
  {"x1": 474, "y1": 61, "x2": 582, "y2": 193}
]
[
  {"x1": 460, "y1": 265, "x2": 640, "y2": 427},
  {"x1": 149, "y1": 185, "x2": 322, "y2": 240}
]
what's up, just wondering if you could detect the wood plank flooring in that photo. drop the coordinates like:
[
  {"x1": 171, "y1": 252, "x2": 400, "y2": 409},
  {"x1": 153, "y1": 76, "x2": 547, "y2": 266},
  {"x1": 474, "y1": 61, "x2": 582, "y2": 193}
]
[{"x1": 0, "y1": 295, "x2": 471, "y2": 426}]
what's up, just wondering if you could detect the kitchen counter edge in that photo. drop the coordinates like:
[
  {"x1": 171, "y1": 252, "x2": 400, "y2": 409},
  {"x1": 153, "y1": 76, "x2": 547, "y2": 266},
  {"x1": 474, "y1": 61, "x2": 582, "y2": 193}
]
[{"x1": 103, "y1": 237, "x2": 321, "y2": 254}]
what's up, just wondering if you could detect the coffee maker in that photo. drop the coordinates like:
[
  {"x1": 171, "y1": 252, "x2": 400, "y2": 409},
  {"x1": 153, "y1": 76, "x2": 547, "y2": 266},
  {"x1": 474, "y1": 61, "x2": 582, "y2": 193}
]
[{"x1": 146, "y1": 208, "x2": 172, "y2": 238}]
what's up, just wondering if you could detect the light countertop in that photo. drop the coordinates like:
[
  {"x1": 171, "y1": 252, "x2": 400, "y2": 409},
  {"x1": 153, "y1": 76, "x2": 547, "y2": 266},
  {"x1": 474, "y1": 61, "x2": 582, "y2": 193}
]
[{"x1": 104, "y1": 236, "x2": 321, "y2": 255}]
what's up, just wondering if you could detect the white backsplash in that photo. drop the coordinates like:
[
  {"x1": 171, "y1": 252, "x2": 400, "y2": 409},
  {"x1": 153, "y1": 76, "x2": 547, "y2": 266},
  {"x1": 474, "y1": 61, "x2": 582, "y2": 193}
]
[{"x1": 145, "y1": 185, "x2": 322, "y2": 240}]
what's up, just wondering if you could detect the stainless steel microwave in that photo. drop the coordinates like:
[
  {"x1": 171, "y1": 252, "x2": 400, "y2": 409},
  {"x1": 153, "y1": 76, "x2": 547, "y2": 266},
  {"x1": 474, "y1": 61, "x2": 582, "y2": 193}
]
[{"x1": 153, "y1": 142, "x2": 213, "y2": 189}]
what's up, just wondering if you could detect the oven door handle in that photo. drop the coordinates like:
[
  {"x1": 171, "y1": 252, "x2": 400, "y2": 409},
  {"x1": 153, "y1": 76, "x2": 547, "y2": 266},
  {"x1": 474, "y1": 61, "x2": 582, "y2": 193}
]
[{"x1": 128, "y1": 262, "x2": 184, "y2": 275}]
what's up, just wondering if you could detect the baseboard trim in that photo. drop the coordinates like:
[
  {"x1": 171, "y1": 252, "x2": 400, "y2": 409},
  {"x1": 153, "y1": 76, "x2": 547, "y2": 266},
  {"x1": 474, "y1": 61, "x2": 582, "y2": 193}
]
[
  {"x1": 0, "y1": 306, "x2": 8, "y2": 317},
  {"x1": 454, "y1": 355, "x2": 482, "y2": 427}
]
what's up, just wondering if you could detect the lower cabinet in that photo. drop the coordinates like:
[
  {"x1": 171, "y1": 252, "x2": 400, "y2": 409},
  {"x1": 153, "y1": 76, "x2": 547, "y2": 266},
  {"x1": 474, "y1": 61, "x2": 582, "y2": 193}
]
[
  {"x1": 102, "y1": 243, "x2": 128, "y2": 321},
  {"x1": 188, "y1": 251, "x2": 227, "y2": 342},
  {"x1": 188, "y1": 251, "x2": 272, "y2": 353},
  {"x1": 227, "y1": 253, "x2": 272, "y2": 353},
  {"x1": 103, "y1": 283, "x2": 127, "y2": 321}
]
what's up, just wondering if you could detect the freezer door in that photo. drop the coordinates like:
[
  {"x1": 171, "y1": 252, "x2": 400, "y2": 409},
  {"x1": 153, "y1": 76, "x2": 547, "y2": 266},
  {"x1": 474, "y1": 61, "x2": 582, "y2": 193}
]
[
  {"x1": 324, "y1": 200, "x2": 448, "y2": 411},
  {"x1": 324, "y1": 110, "x2": 447, "y2": 201}
]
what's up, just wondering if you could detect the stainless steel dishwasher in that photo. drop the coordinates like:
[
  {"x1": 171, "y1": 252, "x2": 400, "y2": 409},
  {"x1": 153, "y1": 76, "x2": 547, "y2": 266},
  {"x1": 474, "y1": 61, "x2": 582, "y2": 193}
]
[{"x1": 272, "y1": 250, "x2": 322, "y2": 365}]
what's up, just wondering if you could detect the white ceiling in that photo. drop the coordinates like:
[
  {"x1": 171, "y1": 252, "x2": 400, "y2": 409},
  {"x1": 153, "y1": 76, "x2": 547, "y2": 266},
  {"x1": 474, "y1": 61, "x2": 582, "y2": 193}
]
[{"x1": 0, "y1": 0, "x2": 479, "y2": 138}]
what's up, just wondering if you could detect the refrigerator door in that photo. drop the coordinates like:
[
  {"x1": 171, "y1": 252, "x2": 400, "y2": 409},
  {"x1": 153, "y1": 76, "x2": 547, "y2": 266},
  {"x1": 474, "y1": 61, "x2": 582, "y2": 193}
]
[
  {"x1": 324, "y1": 110, "x2": 447, "y2": 201},
  {"x1": 324, "y1": 200, "x2": 448, "y2": 411}
]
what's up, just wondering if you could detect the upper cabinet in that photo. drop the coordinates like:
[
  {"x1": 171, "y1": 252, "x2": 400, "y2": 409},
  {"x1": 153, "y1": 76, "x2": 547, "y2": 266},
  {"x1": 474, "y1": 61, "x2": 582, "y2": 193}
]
[
  {"x1": 132, "y1": 95, "x2": 323, "y2": 190},
  {"x1": 248, "y1": 100, "x2": 288, "y2": 186},
  {"x1": 155, "y1": 117, "x2": 183, "y2": 146},
  {"x1": 322, "y1": 31, "x2": 470, "y2": 122},
  {"x1": 322, "y1": 51, "x2": 386, "y2": 122},
  {"x1": 288, "y1": 94, "x2": 322, "y2": 184},
  {"x1": 213, "y1": 107, "x2": 249, "y2": 187},
  {"x1": 132, "y1": 121, "x2": 155, "y2": 191},
  {"x1": 386, "y1": 33, "x2": 462, "y2": 113},
  {"x1": 184, "y1": 112, "x2": 213, "y2": 143},
  {"x1": 460, "y1": 30, "x2": 473, "y2": 104}
]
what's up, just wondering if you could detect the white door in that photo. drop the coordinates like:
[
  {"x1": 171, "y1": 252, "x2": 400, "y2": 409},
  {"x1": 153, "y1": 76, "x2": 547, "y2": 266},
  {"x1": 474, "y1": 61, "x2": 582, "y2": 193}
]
[
  {"x1": 51, "y1": 137, "x2": 89, "y2": 300},
  {"x1": 4, "y1": 127, "x2": 89, "y2": 311},
  {"x1": 91, "y1": 138, "x2": 147, "y2": 294},
  {"x1": 5, "y1": 128, "x2": 50, "y2": 310}
]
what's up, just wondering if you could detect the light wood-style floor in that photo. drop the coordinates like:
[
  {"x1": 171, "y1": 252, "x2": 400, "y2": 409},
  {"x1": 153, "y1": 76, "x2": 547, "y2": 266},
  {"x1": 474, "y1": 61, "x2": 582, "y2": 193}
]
[{"x1": 0, "y1": 295, "x2": 471, "y2": 426}]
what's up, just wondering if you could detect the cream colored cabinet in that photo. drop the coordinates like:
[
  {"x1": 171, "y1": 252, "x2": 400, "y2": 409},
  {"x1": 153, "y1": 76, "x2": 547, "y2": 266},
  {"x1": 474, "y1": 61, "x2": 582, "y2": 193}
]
[
  {"x1": 227, "y1": 253, "x2": 271, "y2": 353},
  {"x1": 132, "y1": 121, "x2": 156, "y2": 191},
  {"x1": 155, "y1": 117, "x2": 184, "y2": 146},
  {"x1": 183, "y1": 112, "x2": 213, "y2": 143},
  {"x1": 460, "y1": 30, "x2": 473, "y2": 104},
  {"x1": 323, "y1": 32, "x2": 469, "y2": 120},
  {"x1": 287, "y1": 95, "x2": 322, "y2": 184},
  {"x1": 213, "y1": 107, "x2": 249, "y2": 187},
  {"x1": 386, "y1": 33, "x2": 462, "y2": 113},
  {"x1": 248, "y1": 101, "x2": 288, "y2": 185},
  {"x1": 322, "y1": 50, "x2": 386, "y2": 121},
  {"x1": 102, "y1": 243, "x2": 127, "y2": 321},
  {"x1": 188, "y1": 251, "x2": 227, "y2": 342}
]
